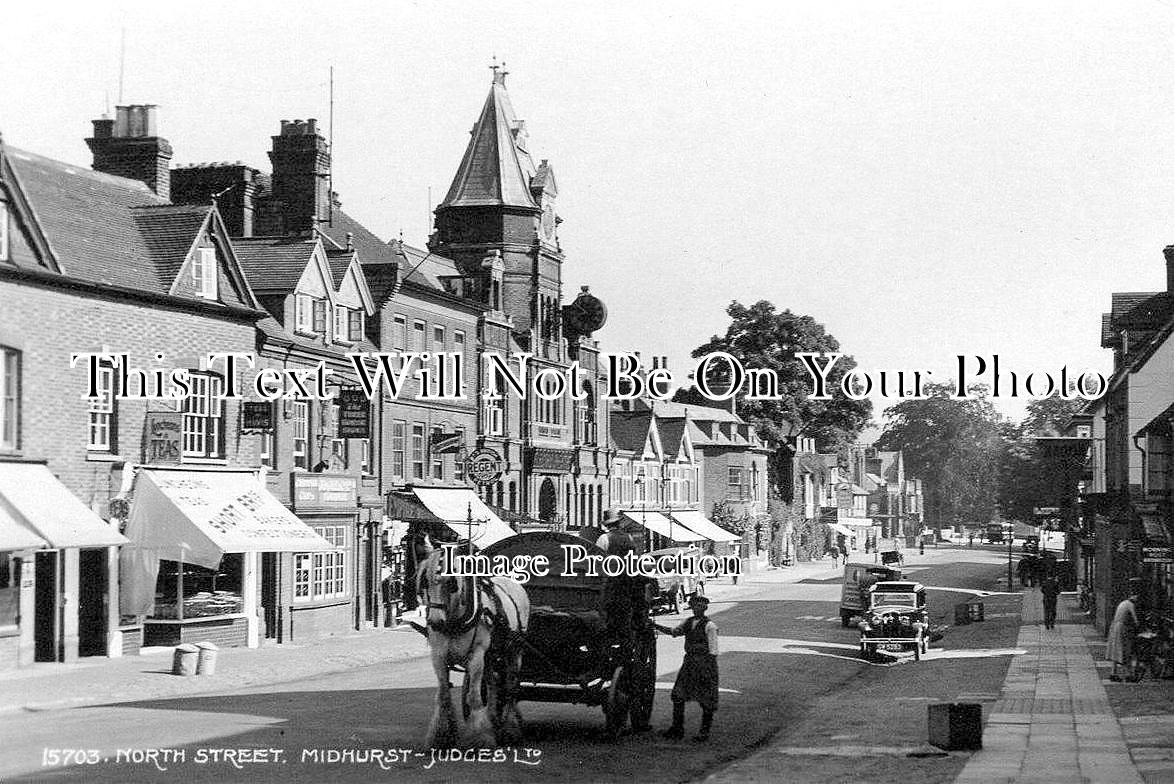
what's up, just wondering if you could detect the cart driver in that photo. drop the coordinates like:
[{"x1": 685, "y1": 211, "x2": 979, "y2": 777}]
[
  {"x1": 655, "y1": 594, "x2": 719, "y2": 742},
  {"x1": 596, "y1": 508, "x2": 637, "y2": 654}
]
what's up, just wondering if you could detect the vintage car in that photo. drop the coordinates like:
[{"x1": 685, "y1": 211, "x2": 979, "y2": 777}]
[
  {"x1": 646, "y1": 546, "x2": 704, "y2": 615},
  {"x1": 858, "y1": 581, "x2": 930, "y2": 660}
]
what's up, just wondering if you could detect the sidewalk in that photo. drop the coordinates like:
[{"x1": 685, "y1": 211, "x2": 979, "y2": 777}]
[
  {"x1": 0, "y1": 624, "x2": 430, "y2": 715},
  {"x1": 953, "y1": 589, "x2": 1146, "y2": 784}
]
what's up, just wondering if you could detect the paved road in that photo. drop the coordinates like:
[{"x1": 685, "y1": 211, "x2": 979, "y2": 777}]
[{"x1": 3, "y1": 549, "x2": 1021, "y2": 784}]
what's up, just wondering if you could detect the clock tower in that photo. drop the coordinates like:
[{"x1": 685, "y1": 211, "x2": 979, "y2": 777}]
[{"x1": 429, "y1": 65, "x2": 564, "y2": 348}]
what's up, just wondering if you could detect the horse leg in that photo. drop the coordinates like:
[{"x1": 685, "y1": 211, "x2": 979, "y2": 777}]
[
  {"x1": 496, "y1": 648, "x2": 525, "y2": 745},
  {"x1": 425, "y1": 644, "x2": 460, "y2": 748},
  {"x1": 461, "y1": 634, "x2": 495, "y2": 747}
]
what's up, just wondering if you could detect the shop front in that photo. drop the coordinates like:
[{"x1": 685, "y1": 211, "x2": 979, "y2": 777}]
[
  {"x1": 121, "y1": 469, "x2": 333, "y2": 649},
  {"x1": 619, "y1": 510, "x2": 706, "y2": 552},
  {"x1": 0, "y1": 460, "x2": 129, "y2": 668}
]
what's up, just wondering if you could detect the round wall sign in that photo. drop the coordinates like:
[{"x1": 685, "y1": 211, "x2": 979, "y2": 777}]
[{"x1": 466, "y1": 447, "x2": 505, "y2": 486}]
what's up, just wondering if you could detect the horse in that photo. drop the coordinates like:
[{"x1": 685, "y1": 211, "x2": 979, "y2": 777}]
[{"x1": 415, "y1": 545, "x2": 530, "y2": 748}]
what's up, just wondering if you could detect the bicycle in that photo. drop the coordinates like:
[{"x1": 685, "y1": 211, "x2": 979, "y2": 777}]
[{"x1": 1135, "y1": 614, "x2": 1174, "y2": 681}]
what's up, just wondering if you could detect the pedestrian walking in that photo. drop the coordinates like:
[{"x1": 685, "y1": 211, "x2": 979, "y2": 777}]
[
  {"x1": 828, "y1": 545, "x2": 839, "y2": 568},
  {"x1": 968, "y1": 533, "x2": 974, "y2": 549},
  {"x1": 918, "y1": 537, "x2": 925, "y2": 556},
  {"x1": 655, "y1": 595, "x2": 719, "y2": 742},
  {"x1": 1040, "y1": 574, "x2": 1061, "y2": 630},
  {"x1": 1107, "y1": 582, "x2": 1142, "y2": 682}
]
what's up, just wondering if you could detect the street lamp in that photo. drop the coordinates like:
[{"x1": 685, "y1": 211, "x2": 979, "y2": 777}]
[{"x1": 635, "y1": 473, "x2": 648, "y2": 549}]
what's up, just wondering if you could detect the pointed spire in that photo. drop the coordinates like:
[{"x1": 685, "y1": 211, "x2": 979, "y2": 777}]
[{"x1": 438, "y1": 67, "x2": 538, "y2": 210}]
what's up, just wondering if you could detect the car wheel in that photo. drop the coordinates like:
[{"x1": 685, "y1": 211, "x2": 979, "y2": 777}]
[{"x1": 841, "y1": 612, "x2": 852, "y2": 628}]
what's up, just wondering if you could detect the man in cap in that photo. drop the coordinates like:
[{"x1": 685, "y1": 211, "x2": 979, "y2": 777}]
[
  {"x1": 596, "y1": 507, "x2": 635, "y2": 555},
  {"x1": 655, "y1": 594, "x2": 720, "y2": 742},
  {"x1": 596, "y1": 507, "x2": 637, "y2": 659}
]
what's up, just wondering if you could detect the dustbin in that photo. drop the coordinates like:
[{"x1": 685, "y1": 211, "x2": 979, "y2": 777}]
[
  {"x1": 195, "y1": 641, "x2": 219, "y2": 675},
  {"x1": 172, "y1": 644, "x2": 199, "y2": 676},
  {"x1": 954, "y1": 603, "x2": 972, "y2": 626},
  {"x1": 967, "y1": 601, "x2": 985, "y2": 622},
  {"x1": 928, "y1": 702, "x2": 983, "y2": 750}
]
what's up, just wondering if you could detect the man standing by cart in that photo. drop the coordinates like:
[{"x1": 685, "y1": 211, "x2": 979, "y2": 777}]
[
  {"x1": 655, "y1": 594, "x2": 719, "y2": 742},
  {"x1": 596, "y1": 508, "x2": 637, "y2": 655}
]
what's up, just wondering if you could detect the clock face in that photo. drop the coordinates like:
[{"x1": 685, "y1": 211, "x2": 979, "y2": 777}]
[
  {"x1": 541, "y1": 203, "x2": 556, "y2": 240},
  {"x1": 566, "y1": 291, "x2": 608, "y2": 334}
]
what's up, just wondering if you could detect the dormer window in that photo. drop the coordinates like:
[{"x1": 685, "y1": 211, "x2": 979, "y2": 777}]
[
  {"x1": 349, "y1": 309, "x2": 364, "y2": 342},
  {"x1": 295, "y1": 294, "x2": 326, "y2": 335},
  {"x1": 192, "y1": 247, "x2": 218, "y2": 300}
]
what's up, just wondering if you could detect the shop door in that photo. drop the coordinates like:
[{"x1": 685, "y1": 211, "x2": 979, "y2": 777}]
[
  {"x1": 77, "y1": 549, "x2": 107, "y2": 657},
  {"x1": 34, "y1": 551, "x2": 58, "y2": 662},
  {"x1": 261, "y1": 553, "x2": 279, "y2": 641}
]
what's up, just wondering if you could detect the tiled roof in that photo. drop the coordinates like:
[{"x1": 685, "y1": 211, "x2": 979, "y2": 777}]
[
  {"x1": 1116, "y1": 292, "x2": 1174, "y2": 328},
  {"x1": 439, "y1": 80, "x2": 539, "y2": 209},
  {"x1": 685, "y1": 420, "x2": 711, "y2": 446},
  {"x1": 1110, "y1": 292, "x2": 1159, "y2": 321},
  {"x1": 610, "y1": 410, "x2": 654, "y2": 453},
  {"x1": 395, "y1": 240, "x2": 462, "y2": 291},
  {"x1": 648, "y1": 400, "x2": 743, "y2": 424},
  {"x1": 325, "y1": 249, "x2": 354, "y2": 287},
  {"x1": 320, "y1": 210, "x2": 400, "y2": 266},
  {"x1": 233, "y1": 236, "x2": 316, "y2": 292},
  {"x1": 6, "y1": 147, "x2": 211, "y2": 294},
  {"x1": 658, "y1": 419, "x2": 688, "y2": 458}
]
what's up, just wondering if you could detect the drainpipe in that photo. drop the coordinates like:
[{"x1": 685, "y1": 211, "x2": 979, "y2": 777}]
[{"x1": 1133, "y1": 434, "x2": 1147, "y2": 498}]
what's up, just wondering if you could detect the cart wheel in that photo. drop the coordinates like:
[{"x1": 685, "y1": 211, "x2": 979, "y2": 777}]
[
  {"x1": 604, "y1": 664, "x2": 630, "y2": 737},
  {"x1": 629, "y1": 631, "x2": 657, "y2": 729}
]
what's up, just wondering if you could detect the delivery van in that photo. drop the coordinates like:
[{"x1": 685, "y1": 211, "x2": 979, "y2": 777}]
[{"x1": 840, "y1": 562, "x2": 903, "y2": 626}]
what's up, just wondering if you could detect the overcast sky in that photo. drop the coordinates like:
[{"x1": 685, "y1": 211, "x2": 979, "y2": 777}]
[{"x1": 5, "y1": 1, "x2": 1174, "y2": 427}]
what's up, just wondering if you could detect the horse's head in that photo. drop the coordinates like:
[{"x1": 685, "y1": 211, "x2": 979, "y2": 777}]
[{"x1": 417, "y1": 546, "x2": 480, "y2": 634}]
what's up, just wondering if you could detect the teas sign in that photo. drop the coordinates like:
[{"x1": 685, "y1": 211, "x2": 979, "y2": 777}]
[
  {"x1": 145, "y1": 412, "x2": 183, "y2": 464},
  {"x1": 337, "y1": 390, "x2": 370, "y2": 439},
  {"x1": 242, "y1": 402, "x2": 273, "y2": 430}
]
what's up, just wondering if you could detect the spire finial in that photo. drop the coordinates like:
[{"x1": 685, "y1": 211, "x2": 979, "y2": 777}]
[{"x1": 490, "y1": 55, "x2": 508, "y2": 86}]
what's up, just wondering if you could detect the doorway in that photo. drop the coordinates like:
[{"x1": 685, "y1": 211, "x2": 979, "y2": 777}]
[
  {"x1": 34, "y1": 551, "x2": 58, "y2": 662},
  {"x1": 261, "y1": 553, "x2": 279, "y2": 641},
  {"x1": 77, "y1": 549, "x2": 107, "y2": 657},
  {"x1": 538, "y1": 478, "x2": 557, "y2": 523}
]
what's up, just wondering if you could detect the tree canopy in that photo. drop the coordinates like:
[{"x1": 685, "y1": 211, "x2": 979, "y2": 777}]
[
  {"x1": 997, "y1": 397, "x2": 1086, "y2": 524},
  {"x1": 687, "y1": 300, "x2": 872, "y2": 450},
  {"x1": 875, "y1": 383, "x2": 1005, "y2": 527}
]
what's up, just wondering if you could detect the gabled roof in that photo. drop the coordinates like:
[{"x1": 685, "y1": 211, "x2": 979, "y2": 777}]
[
  {"x1": 1116, "y1": 292, "x2": 1174, "y2": 329},
  {"x1": 233, "y1": 236, "x2": 319, "y2": 292},
  {"x1": 610, "y1": 409, "x2": 654, "y2": 453},
  {"x1": 439, "y1": 76, "x2": 539, "y2": 210},
  {"x1": 319, "y1": 209, "x2": 400, "y2": 266},
  {"x1": 647, "y1": 399, "x2": 743, "y2": 424},
  {"x1": 657, "y1": 418, "x2": 690, "y2": 463},
  {"x1": 4, "y1": 146, "x2": 259, "y2": 310}
]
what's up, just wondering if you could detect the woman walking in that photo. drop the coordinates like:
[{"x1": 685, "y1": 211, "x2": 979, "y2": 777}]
[{"x1": 1107, "y1": 581, "x2": 1143, "y2": 682}]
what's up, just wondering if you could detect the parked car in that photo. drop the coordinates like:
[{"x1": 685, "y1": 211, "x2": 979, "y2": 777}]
[
  {"x1": 858, "y1": 581, "x2": 930, "y2": 661},
  {"x1": 839, "y1": 562, "x2": 903, "y2": 627}
]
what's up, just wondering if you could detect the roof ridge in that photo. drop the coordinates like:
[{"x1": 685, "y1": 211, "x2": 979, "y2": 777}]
[{"x1": 6, "y1": 146, "x2": 161, "y2": 197}]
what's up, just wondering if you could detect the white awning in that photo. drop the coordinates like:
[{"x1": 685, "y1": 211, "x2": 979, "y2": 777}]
[
  {"x1": 0, "y1": 463, "x2": 127, "y2": 549},
  {"x1": 125, "y1": 470, "x2": 333, "y2": 569},
  {"x1": 0, "y1": 502, "x2": 49, "y2": 550},
  {"x1": 411, "y1": 487, "x2": 516, "y2": 548},
  {"x1": 621, "y1": 510, "x2": 707, "y2": 543},
  {"x1": 668, "y1": 510, "x2": 741, "y2": 542},
  {"x1": 829, "y1": 523, "x2": 854, "y2": 537}
]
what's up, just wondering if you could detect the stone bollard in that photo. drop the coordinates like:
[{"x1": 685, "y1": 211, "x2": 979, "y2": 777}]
[
  {"x1": 171, "y1": 644, "x2": 199, "y2": 676},
  {"x1": 195, "y1": 641, "x2": 219, "y2": 675}
]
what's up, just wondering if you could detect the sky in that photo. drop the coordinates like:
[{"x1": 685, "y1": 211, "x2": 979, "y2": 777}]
[{"x1": 5, "y1": 1, "x2": 1174, "y2": 430}]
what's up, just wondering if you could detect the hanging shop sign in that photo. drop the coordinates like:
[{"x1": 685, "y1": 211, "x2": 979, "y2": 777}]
[
  {"x1": 336, "y1": 390, "x2": 370, "y2": 439},
  {"x1": 144, "y1": 412, "x2": 183, "y2": 464},
  {"x1": 1143, "y1": 546, "x2": 1174, "y2": 564},
  {"x1": 242, "y1": 402, "x2": 274, "y2": 431},
  {"x1": 292, "y1": 474, "x2": 358, "y2": 512},
  {"x1": 466, "y1": 448, "x2": 505, "y2": 487},
  {"x1": 430, "y1": 432, "x2": 464, "y2": 454}
]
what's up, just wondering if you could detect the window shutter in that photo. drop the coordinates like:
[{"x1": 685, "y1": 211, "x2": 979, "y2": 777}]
[{"x1": 313, "y1": 300, "x2": 327, "y2": 333}]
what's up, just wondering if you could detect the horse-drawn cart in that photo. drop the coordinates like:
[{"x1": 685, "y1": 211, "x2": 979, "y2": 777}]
[{"x1": 481, "y1": 532, "x2": 658, "y2": 736}]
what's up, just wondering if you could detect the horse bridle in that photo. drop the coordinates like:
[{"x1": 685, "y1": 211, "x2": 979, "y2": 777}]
[{"x1": 418, "y1": 555, "x2": 484, "y2": 636}]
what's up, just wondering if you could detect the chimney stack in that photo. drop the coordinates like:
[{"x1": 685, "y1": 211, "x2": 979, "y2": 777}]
[
  {"x1": 86, "y1": 105, "x2": 172, "y2": 199},
  {"x1": 264, "y1": 118, "x2": 331, "y2": 235},
  {"x1": 171, "y1": 162, "x2": 259, "y2": 237}
]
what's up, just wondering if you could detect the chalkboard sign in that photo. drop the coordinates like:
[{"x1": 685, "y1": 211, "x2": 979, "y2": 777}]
[{"x1": 337, "y1": 390, "x2": 370, "y2": 438}]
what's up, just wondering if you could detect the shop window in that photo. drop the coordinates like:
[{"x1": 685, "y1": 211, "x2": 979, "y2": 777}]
[
  {"x1": 182, "y1": 373, "x2": 223, "y2": 459},
  {"x1": 392, "y1": 420, "x2": 406, "y2": 478},
  {"x1": 411, "y1": 424, "x2": 425, "y2": 479},
  {"x1": 153, "y1": 555, "x2": 243, "y2": 619},
  {"x1": 87, "y1": 359, "x2": 116, "y2": 452},
  {"x1": 294, "y1": 525, "x2": 348, "y2": 602},
  {"x1": 0, "y1": 347, "x2": 18, "y2": 452},
  {"x1": 291, "y1": 401, "x2": 309, "y2": 469}
]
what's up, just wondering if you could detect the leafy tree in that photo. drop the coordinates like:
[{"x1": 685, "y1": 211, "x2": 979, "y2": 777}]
[
  {"x1": 875, "y1": 383, "x2": 1005, "y2": 528},
  {"x1": 686, "y1": 301, "x2": 873, "y2": 485},
  {"x1": 997, "y1": 397, "x2": 1085, "y2": 524}
]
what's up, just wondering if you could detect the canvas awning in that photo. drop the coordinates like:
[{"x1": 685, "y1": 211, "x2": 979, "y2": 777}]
[
  {"x1": 620, "y1": 510, "x2": 707, "y2": 543},
  {"x1": 668, "y1": 510, "x2": 741, "y2": 542},
  {"x1": 0, "y1": 462, "x2": 127, "y2": 549},
  {"x1": 125, "y1": 469, "x2": 333, "y2": 569},
  {"x1": 0, "y1": 503, "x2": 49, "y2": 550},
  {"x1": 829, "y1": 523, "x2": 854, "y2": 537},
  {"x1": 410, "y1": 487, "x2": 516, "y2": 548}
]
